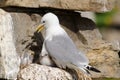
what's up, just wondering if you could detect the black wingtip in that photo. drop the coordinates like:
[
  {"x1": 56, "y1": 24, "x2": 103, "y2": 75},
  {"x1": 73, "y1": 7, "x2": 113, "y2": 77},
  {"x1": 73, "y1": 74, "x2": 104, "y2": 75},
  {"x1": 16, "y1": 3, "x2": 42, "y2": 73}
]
[
  {"x1": 90, "y1": 67, "x2": 101, "y2": 73},
  {"x1": 86, "y1": 66, "x2": 101, "y2": 73}
]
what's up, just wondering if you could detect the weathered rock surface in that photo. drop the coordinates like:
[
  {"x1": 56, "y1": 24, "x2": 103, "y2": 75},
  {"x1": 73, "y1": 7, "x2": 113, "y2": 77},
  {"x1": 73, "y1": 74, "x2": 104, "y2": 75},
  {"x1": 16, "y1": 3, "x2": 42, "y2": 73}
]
[
  {"x1": 0, "y1": 9, "x2": 20, "y2": 79},
  {"x1": 0, "y1": 0, "x2": 115, "y2": 12},
  {"x1": 87, "y1": 47, "x2": 120, "y2": 78},
  {"x1": 18, "y1": 64, "x2": 73, "y2": 80},
  {"x1": 101, "y1": 29, "x2": 120, "y2": 51}
]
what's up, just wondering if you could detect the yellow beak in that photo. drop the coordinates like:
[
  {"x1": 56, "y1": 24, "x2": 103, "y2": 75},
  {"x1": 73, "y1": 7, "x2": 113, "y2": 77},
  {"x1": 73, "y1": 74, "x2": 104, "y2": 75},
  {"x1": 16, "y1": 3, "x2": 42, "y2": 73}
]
[{"x1": 36, "y1": 24, "x2": 44, "y2": 33}]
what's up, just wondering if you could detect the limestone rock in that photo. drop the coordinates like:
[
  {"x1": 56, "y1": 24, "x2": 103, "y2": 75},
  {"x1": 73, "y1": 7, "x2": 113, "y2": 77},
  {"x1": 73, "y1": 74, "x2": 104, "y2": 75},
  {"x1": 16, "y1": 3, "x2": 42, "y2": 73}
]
[
  {"x1": 0, "y1": 0, "x2": 115, "y2": 12},
  {"x1": 87, "y1": 47, "x2": 120, "y2": 78},
  {"x1": 78, "y1": 29, "x2": 111, "y2": 50},
  {"x1": 18, "y1": 64, "x2": 73, "y2": 80},
  {"x1": 101, "y1": 29, "x2": 120, "y2": 51},
  {"x1": 0, "y1": 9, "x2": 20, "y2": 79}
]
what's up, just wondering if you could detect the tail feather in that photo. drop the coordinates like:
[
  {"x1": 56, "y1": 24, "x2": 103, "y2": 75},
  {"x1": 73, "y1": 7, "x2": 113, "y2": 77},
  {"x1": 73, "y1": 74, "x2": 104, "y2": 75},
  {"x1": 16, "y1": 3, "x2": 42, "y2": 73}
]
[
  {"x1": 66, "y1": 64, "x2": 100, "y2": 80},
  {"x1": 86, "y1": 65, "x2": 101, "y2": 73},
  {"x1": 66, "y1": 66, "x2": 92, "y2": 80}
]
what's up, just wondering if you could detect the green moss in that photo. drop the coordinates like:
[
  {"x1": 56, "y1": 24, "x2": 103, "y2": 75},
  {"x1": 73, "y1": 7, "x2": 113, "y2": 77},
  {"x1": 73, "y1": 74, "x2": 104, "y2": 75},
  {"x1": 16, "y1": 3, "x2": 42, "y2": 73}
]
[
  {"x1": 95, "y1": 8, "x2": 117, "y2": 28},
  {"x1": 103, "y1": 78, "x2": 120, "y2": 80},
  {"x1": 93, "y1": 78, "x2": 120, "y2": 80}
]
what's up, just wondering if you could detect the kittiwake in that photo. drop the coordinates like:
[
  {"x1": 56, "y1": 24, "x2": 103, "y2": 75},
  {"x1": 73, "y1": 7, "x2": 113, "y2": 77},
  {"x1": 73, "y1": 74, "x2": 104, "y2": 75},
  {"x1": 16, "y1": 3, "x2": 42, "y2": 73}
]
[{"x1": 36, "y1": 12, "x2": 100, "y2": 79}]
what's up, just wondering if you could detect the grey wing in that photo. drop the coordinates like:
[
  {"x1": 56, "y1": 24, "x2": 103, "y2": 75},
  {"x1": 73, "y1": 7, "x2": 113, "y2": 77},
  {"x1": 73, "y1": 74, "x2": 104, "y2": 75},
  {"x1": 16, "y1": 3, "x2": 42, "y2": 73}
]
[{"x1": 45, "y1": 34, "x2": 89, "y2": 67}]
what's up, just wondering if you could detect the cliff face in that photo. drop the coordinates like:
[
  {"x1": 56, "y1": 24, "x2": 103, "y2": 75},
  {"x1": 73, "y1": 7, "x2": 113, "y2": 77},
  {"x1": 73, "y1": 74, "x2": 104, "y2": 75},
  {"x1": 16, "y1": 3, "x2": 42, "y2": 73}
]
[
  {"x1": 0, "y1": 0, "x2": 115, "y2": 12},
  {"x1": 0, "y1": 0, "x2": 119, "y2": 80}
]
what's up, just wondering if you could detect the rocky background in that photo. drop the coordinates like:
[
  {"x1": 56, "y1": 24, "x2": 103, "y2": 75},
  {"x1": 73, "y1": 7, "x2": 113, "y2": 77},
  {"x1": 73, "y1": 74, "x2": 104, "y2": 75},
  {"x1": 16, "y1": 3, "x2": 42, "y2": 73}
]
[{"x1": 0, "y1": 0, "x2": 120, "y2": 80}]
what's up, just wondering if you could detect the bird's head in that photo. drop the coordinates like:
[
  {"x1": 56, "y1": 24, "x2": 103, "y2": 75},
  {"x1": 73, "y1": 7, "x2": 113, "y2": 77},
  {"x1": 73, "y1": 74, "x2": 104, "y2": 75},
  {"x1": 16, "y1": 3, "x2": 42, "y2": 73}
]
[{"x1": 36, "y1": 12, "x2": 59, "y2": 32}]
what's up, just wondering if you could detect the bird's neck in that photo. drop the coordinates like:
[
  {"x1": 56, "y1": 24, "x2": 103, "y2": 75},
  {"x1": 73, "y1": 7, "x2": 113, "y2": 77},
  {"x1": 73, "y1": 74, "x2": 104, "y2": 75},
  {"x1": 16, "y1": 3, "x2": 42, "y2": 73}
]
[{"x1": 45, "y1": 25, "x2": 65, "y2": 40}]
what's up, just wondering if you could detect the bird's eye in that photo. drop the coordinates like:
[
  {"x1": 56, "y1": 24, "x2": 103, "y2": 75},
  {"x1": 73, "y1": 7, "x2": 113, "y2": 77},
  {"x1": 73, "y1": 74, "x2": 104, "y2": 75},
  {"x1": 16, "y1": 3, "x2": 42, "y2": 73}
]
[{"x1": 43, "y1": 21, "x2": 45, "y2": 23}]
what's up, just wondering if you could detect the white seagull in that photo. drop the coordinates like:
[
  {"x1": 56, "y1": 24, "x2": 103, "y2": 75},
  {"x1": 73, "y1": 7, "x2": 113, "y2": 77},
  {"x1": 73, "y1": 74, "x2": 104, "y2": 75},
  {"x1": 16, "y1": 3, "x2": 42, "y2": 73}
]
[{"x1": 36, "y1": 12, "x2": 100, "y2": 80}]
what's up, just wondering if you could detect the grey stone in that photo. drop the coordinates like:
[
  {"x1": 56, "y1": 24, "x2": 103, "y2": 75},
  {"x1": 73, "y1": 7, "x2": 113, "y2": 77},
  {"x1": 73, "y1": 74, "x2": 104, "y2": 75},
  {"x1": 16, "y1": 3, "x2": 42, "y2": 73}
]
[{"x1": 0, "y1": 9, "x2": 20, "y2": 79}]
